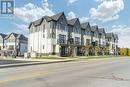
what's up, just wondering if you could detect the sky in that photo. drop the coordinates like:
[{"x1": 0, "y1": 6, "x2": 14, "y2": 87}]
[{"x1": 0, "y1": 0, "x2": 130, "y2": 48}]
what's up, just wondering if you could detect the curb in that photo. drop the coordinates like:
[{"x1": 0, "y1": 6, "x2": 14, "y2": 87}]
[{"x1": 0, "y1": 60, "x2": 76, "y2": 68}]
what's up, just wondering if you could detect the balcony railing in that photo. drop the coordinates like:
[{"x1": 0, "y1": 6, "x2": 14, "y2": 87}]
[
  {"x1": 57, "y1": 39, "x2": 66, "y2": 44},
  {"x1": 75, "y1": 41, "x2": 81, "y2": 45}
]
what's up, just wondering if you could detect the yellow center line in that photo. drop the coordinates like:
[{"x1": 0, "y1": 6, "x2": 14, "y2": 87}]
[{"x1": 0, "y1": 71, "x2": 53, "y2": 84}]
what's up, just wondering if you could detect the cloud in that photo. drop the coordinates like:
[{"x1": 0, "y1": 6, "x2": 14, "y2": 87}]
[
  {"x1": 14, "y1": 0, "x2": 54, "y2": 23},
  {"x1": 79, "y1": 16, "x2": 89, "y2": 23},
  {"x1": 12, "y1": 23, "x2": 28, "y2": 36},
  {"x1": 68, "y1": 0, "x2": 77, "y2": 4},
  {"x1": 111, "y1": 25, "x2": 130, "y2": 48},
  {"x1": 89, "y1": 0, "x2": 124, "y2": 22},
  {"x1": 67, "y1": 11, "x2": 76, "y2": 19}
]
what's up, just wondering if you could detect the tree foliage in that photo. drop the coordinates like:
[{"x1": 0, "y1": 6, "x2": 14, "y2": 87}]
[{"x1": 120, "y1": 48, "x2": 130, "y2": 56}]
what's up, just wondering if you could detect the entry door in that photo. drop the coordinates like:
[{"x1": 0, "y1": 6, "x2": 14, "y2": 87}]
[
  {"x1": 77, "y1": 47, "x2": 81, "y2": 55},
  {"x1": 61, "y1": 46, "x2": 66, "y2": 56}
]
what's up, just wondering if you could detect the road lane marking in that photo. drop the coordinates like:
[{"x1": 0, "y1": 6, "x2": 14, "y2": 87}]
[
  {"x1": 0, "y1": 71, "x2": 53, "y2": 84},
  {"x1": 0, "y1": 59, "x2": 128, "y2": 85}
]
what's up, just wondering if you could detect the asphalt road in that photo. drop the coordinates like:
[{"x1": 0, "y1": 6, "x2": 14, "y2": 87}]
[
  {"x1": 0, "y1": 57, "x2": 130, "y2": 87},
  {"x1": 0, "y1": 59, "x2": 39, "y2": 65}
]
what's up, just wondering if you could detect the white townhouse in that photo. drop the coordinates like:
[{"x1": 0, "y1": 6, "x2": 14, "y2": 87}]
[
  {"x1": 67, "y1": 18, "x2": 82, "y2": 56},
  {"x1": 28, "y1": 12, "x2": 69, "y2": 57},
  {"x1": 4, "y1": 33, "x2": 28, "y2": 56},
  {"x1": 81, "y1": 22, "x2": 91, "y2": 46},
  {"x1": 28, "y1": 12, "x2": 119, "y2": 57},
  {"x1": 98, "y1": 28, "x2": 106, "y2": 46},
  {"x1": 113, "y1": 34, "x2": 118, "y2": 55},
  {"x1": 106, "y1": 33, "x2": 118, "y2": 55},
  {"x1": 98, "y1": 28, "x2": 106, "y2": 55},
  {"x1": 91, "y1": 26, "x2": 99, "y2": 45},
  {"x1": 0, "y1": 33, "x2": 7, "y2": 51}
]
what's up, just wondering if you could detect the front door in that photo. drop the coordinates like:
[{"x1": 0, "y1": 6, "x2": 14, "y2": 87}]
[{"x1": 61, "y1": 46, "x2": 66, "y2": 56}]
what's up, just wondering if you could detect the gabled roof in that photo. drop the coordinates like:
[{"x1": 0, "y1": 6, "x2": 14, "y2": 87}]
[
  {"x1": 0, "y1": 33, "x2": 7, "y2": 38},
  {"x1": 5, "y1": 33, "x2": 19, "y2": 39},
  {"x1": 98, "y1": 28, "x2": 105, "y2": 34},
  {"x1": 113, "y1": 34, "x2": 118, "y2": 40},
  {"x1": 81, "y1": 22, "x2": 90, "y2": 29},
  {"x1": 106, "y1": 33, "x2": 114, "y2": 38},
  {"x1": 91, "y1": 26, "x2": 98, "y2": 32},
  {"x1": 5, "y1": 33, "x2": 27, "y2": 40},
  {"x1": 51, "y1": 12, "x2": 64, "y2": 21},
  {"x1": 17, "y1": 34, "x2": 28, "y2": 40},
  {"x1": 67, "y1": 18, "x2": 80, "y2": 26},
  {"x1": 28, "y1": 12, "x2": 66, "y2": 29},
  {"x1": 81, "y1": 22, "x2": 91, "y2": 30},
  {"x1": 28, "y1": 16, "x2": 52, "y2": 28}
]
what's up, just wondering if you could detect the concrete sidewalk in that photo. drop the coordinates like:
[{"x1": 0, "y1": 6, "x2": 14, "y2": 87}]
[{"x1": 0, "y1": 58, "x2": 75, "y2": 68}]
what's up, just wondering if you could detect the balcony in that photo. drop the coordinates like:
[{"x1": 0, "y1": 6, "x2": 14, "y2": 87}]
[
  {"x1": 75, "y1": 41, "x2": 81, "y2": 45},
  {"x1": 68, "y1": 38, "x2": 74, "y2": 45},
  {"x1": 57, "y1": 39, "x2": 67, "y2": 45}
]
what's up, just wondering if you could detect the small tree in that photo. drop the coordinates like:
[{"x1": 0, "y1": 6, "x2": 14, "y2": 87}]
[
  {"x1": 84, "y1": 44, "x2": 91, "y2": 56},
  {"x1": 95, "y1": 41, "x2": 100, "y2": 56},
  {"x1": 104, "y1": 43, "x2": 109, "y2": 55},
  {"x1": 69, "y1": 44, "x2": 75, "y2": 57},
  {"x1": 95, "y1": 45, "x2": 100, "y2": 56},
  {"x1": 68, "y1": 38, "x2": 75, "y2": 57}
]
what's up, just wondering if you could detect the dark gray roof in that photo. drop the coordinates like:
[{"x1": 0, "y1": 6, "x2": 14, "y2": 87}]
[
  {"x1": 81, "y1": 22, "x2": 89, "y2": 29},
  {"x1": 0, "y1": 33, "x2": 7, "y2": 38},
  {"x1": 98, "y1": 28, "x2": 105, "y2": 34},
  {"x1": 91, "y1": 26, "x2": 98, "y2": 32},
  {"x1": 17, "y1": 34, "x2": 28, "y2": 40},
  {"x1": 67, "y1": 18, "x2": 79, "y2": 26},
  {"x1": 29, "y1": 12, "x2": 65, "y2": 29},
  {"x1": 113, "y1": 34, "x2": 118, "y2": 40},
  {"x1": 5, "y1": 33, "x2": 27, "y2": 40},
  {"x1": 106, "y1": 33, "x2": 118, "y2": 40},
  {"x1": 51, "y1": 12, "x2": 64, "y2": 21},
  {"x1": 29, "y1": 16, "x2": 52, "y2": 28},
  {"x1": 106, "y1": 33, "x2": 113, "y2": 38},
  {"x1": 32, "y1": 18, "x2": 43, "y2": 26}
]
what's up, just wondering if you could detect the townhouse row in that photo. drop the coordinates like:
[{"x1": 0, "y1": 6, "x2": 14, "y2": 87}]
[
  {"x1": 0, "y1": 33, "x2": 28, "y2": 56},
  {"x1": 28, "y1": 12, "x2": 118, "y2": 57}
]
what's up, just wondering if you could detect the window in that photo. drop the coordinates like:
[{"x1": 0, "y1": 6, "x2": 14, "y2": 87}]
[
  {"x1": 0, "y1": 38, "x2": 3, "y2": 43},
  {"x1": 52, "y1": 32, "x2": 56, "y2": 38},
  {"x1": 74, "y1": 25, "x2": 80, "y2": 34},
  {"x1": 43, "y1": 24, "x2": 45, "y2": 29},
  {"x1": 53, "y1": 45, "x2": 56, "y2": 53},
  {"x1": 9, "y1": 45, "x2": 14, "y2": 50},
  {"x1": 58, "y1": 34, "x2": 66, "y2": 44},
  {"x1": 86, "y1": 39, "x2": 90, "y2": 45},
  {"x1": 43, "y1": 29, "x2": 45, "y2": 38},
  {"x1": 43, "y1": 45, "x2": 44, "y2": 49},
  {"x1": 75, "y1": 37, "x2": 80, "y2": 45},
  {"x1": 50, "y1": 21, "x2": 52, "y2": 28}
]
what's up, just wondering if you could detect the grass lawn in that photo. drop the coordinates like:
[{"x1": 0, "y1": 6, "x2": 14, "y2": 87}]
[
  {"x1": 33, "y1": 56, "x2": 78, "y2": 60},
  {"x1": 33, "y1": 55, "x2": 123, "y2": 60},
  {"x1": 79, "y1": 55, "x2": 124, "y2": 60}
]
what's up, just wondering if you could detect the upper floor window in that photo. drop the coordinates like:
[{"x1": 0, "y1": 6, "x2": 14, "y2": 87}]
[
  {"x1": 0, "y1": 38, "x2": 3, "y2": 43},
  {"x1": 81, "y1": 29, "x2": 85, "y2": 35},
  {"x1": 75, "y1": 37, "x2": 80, "y2": 45},
  {"x1": 43, "y1": 28, "x2": 45, "y2": 38},
  {"x1": 68, "y1": 26, "x2": 73, "y2": 32},
  {"x1": 74, "y1": 25, "x2": 80, "y2": 34},
  {"x1": 50, "y1": 21, "x2": 56, "y2": 29},
  {"x1": 43, "y1": 24, "x2": 45, "y2": 29},
  {"x1": 58, "y1": 34, "x2": 66, "y2": 44},
  {"x1": 30, "y1": 26, "x2": 41, "y2": 33},
  {"x1": 86, "y1": 39, "x2": 90, "y2": 45},
  {"x1": 94, "y1": 32, "x2": 98, "y2": 37}
]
